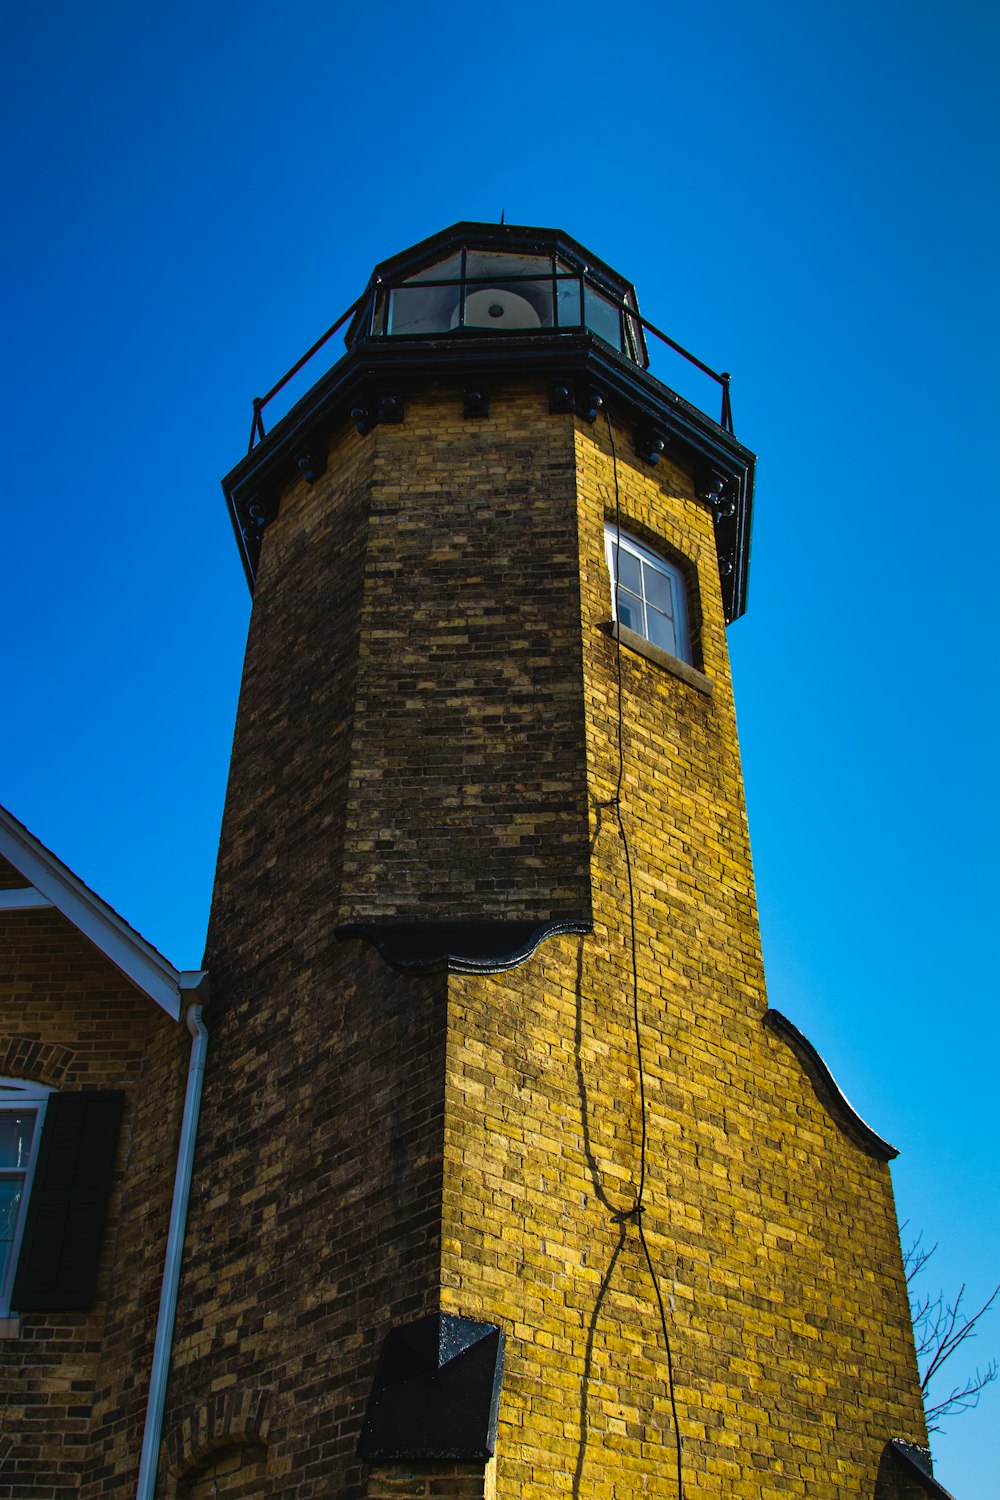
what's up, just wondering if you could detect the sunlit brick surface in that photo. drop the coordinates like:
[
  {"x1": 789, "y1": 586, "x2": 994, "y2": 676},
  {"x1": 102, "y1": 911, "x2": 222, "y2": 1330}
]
[{"x1": 158, "y1": 386, "x2": 926, "y2": 1496}]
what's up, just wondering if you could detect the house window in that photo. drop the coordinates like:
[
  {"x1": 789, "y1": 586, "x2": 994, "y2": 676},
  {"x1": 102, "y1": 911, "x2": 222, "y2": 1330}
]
[
  {"x1": 605, "y1": 526, "x2": 692, "y2": 665},
  {"x1": 0, "y1": 1079, "x2": 52, "y2": 1315}
]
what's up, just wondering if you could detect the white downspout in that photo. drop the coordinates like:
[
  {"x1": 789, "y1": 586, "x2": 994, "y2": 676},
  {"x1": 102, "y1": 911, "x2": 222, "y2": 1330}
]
[{"x1": 136, "y1": 978, "x2": 210, "y2": 1499}]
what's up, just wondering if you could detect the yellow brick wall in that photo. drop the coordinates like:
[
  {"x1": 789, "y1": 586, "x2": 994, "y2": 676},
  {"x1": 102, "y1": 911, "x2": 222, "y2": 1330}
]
[
  {"x1": 438, "y1": 408, "x2": 926, "y2": 1496},
  {"x1": 171, "y1": 381, "x2": 925, "y2": 1497},
  {"x1": 340, "y1": 386, "x2": 590, "y2": 922}
]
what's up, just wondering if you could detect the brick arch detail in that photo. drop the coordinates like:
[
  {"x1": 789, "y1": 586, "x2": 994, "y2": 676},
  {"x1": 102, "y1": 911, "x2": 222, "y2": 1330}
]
[
  {"x1": 164, "y1": 1388, "x2": 272, "y2": 1494},
  {"x1": 0, "y1": 1038, "x2": 76, "y2": 1086}
]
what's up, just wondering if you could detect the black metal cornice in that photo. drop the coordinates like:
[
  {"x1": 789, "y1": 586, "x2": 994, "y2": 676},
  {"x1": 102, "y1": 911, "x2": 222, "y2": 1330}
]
[
  {"x1": 336, "y1": 919, "x2": 593, "y2": 975},
  {"x1": 763, "y1": 1010, "x2": 899, "y2": 1161},
  {"x1": 222, "y1": 332, "x2": 755, "y2": 622}
]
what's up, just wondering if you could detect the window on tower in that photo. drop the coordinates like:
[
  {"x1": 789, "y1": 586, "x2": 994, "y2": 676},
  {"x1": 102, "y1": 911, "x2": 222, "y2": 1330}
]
[{"x1": 605, "y1": 526, "x2": 692, "y2": 666}]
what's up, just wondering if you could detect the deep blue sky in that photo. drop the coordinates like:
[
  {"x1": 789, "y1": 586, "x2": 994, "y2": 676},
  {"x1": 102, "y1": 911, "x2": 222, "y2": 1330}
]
[{"x1": 3, "y1": 2, "x2": 997, "y2": 1492}]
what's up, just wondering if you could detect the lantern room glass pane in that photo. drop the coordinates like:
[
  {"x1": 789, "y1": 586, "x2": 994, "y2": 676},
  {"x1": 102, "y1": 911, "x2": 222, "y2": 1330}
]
[
  {"x1": 463, "y1": 280, "x2": 554, "y2": 330},
  {"x1": 365, "y1": 240, "x2": 644, "y2": 366},
  {"x1": 404, "y1": 252, "x2": 463, "y2": 283},
  {"x1": 463, "y1": 250, "x2": 551, "y2": 280},
  {"x1": 556, "y1": 278, "x2": 582, "y2": 327},
  {"x1": 584, "y1": 284, "x2": 623, "y2": 350},
  {"x1": 388, "y1": 284, "x2": 461, "y2": 335}
]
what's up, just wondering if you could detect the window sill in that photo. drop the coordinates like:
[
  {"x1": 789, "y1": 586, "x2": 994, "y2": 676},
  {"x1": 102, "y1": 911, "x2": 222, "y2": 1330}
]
[
  {"x1": 601, "y1": 622, "x2": 714, "y2": 696},
  {"x1": 0, "y1": 1316, "x2": 21, "y2": 1340}
]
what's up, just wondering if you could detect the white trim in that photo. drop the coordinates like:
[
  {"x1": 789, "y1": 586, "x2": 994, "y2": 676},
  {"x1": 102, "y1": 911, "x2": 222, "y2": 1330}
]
[
  {"x1": 0, "y1": 805, "x2": 187, "y2": 1021},
  {"x1": 0, "y1": 887, "x2": 53, "y2": 911}
]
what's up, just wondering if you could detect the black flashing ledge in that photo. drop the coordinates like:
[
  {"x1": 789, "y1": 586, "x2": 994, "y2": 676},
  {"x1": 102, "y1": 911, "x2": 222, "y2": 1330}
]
[
  {"x1": 223, "y1": 336, "x2": 754, "y2": 626},
  {"x1": 336, "y1": 918, "x2": 592, "y2": 974},
  {"x1": 358, "y1": 1313, "x2": 505, "y2": 1463},
  {"x1": 763, "y1": 1010, "x2": 899, "y2": 1160}
]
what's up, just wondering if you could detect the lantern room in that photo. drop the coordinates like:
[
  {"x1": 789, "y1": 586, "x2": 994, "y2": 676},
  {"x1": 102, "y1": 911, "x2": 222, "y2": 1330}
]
[{"x1": 346, "y1": 224, "x2": 649, "y2": 364}]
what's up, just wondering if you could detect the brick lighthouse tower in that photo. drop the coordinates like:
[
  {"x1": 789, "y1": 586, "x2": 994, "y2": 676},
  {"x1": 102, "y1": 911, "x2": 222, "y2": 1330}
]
[{"x1": 162, "y1": 224, "x2": 930, "y2": 1498}]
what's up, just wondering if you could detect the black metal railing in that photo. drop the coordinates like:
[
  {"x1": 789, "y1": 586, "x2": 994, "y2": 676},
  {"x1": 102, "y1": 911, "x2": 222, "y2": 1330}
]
[{"x1": 247, "y1": 271, "x2": 733, "y2": 453}]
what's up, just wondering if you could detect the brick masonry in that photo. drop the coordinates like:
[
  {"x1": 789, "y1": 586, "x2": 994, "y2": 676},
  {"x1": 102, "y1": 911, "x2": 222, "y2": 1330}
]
[
  {"x1": 158, "y1": 378, "x2": 927, "y2": 1496},
  {"x1": 439, "y1": 411, "x2": 927, "y2": 1495},
  {"x1": 0, "y1": 869, "x2": 187, "y2": 1498}
]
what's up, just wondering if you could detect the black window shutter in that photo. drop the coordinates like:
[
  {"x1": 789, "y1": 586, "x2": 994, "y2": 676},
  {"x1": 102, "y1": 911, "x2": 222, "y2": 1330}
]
[{"x1": 10, "y1": 1090, "x2": 125, "y2": 1313}]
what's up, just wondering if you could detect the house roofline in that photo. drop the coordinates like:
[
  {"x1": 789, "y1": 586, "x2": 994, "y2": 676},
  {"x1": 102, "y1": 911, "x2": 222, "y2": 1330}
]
[{"x1": 0, "y1": 803, "x2": 207, "y2": 1021}]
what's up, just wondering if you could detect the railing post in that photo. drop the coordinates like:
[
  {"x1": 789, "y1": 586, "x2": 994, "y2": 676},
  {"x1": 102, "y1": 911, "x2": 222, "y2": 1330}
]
[{"x1": 720, "y1": 373, "x2": 733, "y2": 433}]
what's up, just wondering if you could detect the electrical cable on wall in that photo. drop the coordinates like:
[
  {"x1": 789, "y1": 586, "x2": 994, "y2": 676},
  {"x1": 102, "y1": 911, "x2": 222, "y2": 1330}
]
[{"x1": 605, "y1": 407, "x2": 686, "y2": 1500}]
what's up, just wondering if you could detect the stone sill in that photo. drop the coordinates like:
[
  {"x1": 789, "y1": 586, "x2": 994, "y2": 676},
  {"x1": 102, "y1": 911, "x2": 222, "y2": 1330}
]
[
  {"x1": 0, "y1": 1317, "x2": 21, "y2": 1339},
  {"x1": 601, "y1": 622, "x2": 714, "y2": 696}
]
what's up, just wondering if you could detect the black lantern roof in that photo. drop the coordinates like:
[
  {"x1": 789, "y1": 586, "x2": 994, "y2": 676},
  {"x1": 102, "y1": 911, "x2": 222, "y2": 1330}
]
[{"x1": 223, "y1": 222, "x2": 755, "y2": 622}]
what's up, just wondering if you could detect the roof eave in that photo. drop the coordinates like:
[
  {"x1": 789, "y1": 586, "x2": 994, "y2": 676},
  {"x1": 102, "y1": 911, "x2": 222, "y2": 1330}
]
[
  {"x1": 223, "y1": 334, "x2": 755, "y2": 622},
  {"x1": 0, "y1": 804, "x2": 203, "y2": 1022}
]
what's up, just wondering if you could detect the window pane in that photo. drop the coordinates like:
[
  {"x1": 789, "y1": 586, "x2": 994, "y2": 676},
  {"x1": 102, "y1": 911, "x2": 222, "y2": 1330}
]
[
  {"x1": 404, "y1": 252, "x2": 463, "y2": 283},
  {"x1": 388, "y1": 284, "x2": 460, "y2": 335},
  {"x1": 617, "y1": 589, "x2": 643, "y2": 634},
  {"x1": 556, "y1": 278, "x2": 582, "y2": 327},
  {"x1": 0, "y1": 1179, "x2": 24, "y2": 1241},
  {"x1": 643, "y1": 562, "x2": 675, "y2": 618},
  {"x1": 646, "y1": 607, "x2": 677, "y2": 656},
  {"x1": 584, "y1": 285, "x2": 623, "y2": 350},
  {"x1": 463, "y1": 281, "x2": 553, "y2": 330},
  {"x1": 0, "y1": 1112, "x2": 35, "y2": 1170},
  {"x1": 464, "y1": 250, "x2": 551, "y2": 279},
  {"x1": 623, "y1": 304, "x2": 643, "y2": 363},
  {"x1": 605, "y1": 524, "x2": 692, "y2": 666},
  {"x1": 615, "y1": 548, "x2": 642, "y2": 595}
]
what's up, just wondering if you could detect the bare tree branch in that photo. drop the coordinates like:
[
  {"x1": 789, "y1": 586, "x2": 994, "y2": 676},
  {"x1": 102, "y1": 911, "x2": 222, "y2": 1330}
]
[{"x1": 904, "y1": 1232, "x2": 999, "y2": 1433}]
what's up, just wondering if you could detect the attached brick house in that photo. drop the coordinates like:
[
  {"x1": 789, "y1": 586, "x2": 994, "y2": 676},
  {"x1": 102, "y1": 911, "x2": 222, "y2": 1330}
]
[
  {"x1": 0, "y1": 224, "x2": 957, "y2": 1499},
  {"x1": 0, "y1": 806, "x2": 208, "y2": 1495}
]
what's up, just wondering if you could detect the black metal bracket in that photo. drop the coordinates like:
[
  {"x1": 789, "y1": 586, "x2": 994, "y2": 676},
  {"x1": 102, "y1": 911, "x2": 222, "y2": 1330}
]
[
  {"x1": 549, "y1": 380, "x2": 575, "y2": 414},
  {"x1": 634, "y1": 422, "x2": 667, "y2": 466},
  {"x1": 463, "y1": 384, "x2": 490, "y2": 418},
  {"x1": 578, "y1": 385, "x2": 604, "y2": 423},
  {"x1": 378, "y1": 390, "x2": 405, "y2": 424},
  {"x1": 351, "y1": 402, "x2": 372, "y2": 435},
  {"x1": 699, "y1": 469, "x2": 739, "y2": 613},
  {"x1": 226, "y1": 338, "x2": 755, "y2": 621},
  {"x1": 351, "y1": 388, "x2": 405, "y2": 436},
  {"x1": 296, "y1": 446, "x2": 327, "y2": 484}
]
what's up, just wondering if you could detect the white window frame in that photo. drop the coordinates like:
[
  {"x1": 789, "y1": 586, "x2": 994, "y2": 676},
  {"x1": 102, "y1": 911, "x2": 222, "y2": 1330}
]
[
  {"x1": 0, "y1": 1078, "x2": 53, "y2": 1315},
  {"x1": 604, "y1": 525, "x2": 692, "y2": 665}
]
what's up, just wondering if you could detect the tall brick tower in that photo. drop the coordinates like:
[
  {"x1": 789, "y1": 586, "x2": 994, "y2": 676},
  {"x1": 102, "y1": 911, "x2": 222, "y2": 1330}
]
[{"x1": 163, "y1": 225, "x2": 930, "y2": 1498}]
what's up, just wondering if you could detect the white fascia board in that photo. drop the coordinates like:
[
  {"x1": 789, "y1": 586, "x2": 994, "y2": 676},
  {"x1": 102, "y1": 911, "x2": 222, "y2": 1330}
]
[
  {"x1": 0, "y1": 808, "x2": 184, "y2": 1022},
  {"x1": 0, "y1": 887, "x2": 53, "y2": 910}
]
